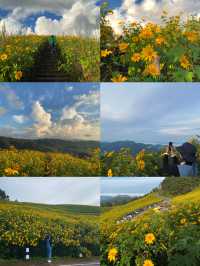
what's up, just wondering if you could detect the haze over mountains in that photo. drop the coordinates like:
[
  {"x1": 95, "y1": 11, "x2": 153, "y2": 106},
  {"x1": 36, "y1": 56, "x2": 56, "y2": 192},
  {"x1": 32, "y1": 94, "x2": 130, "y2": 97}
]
[
  {"x1": 101, "y1": 141, "x2": 163, "y2": 155},
  {"x1": 0, "y1": 136, "x2": 99, "y2": 157}
]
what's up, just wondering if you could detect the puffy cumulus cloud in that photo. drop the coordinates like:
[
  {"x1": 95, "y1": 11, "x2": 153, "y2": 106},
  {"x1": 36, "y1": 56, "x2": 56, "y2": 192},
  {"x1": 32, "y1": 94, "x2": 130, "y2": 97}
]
[
  {"x1": 107, "y1": 0, "x2": 200, "y2": 34},
  {"x1": 35, "y1": 1, "x2": 99, "y2": 36},
  {"x1": 30, "y1": 97, "x2": 99, "y2": 140},
  {"x1": 0, "y1": 17, "x2": 33, "y2": 35},
  {"x1": 0, "y1": 0, "x2": 99, "y2": 36},
  {"x1": 31, "y1": 101, "x2": 52, "y2": 137},
  {"x1": 13, "y1": 115, "x2": 26, "y2": 124},
  {"x1": 74, "y1": 90, "x2": 100, "y2": 107}
]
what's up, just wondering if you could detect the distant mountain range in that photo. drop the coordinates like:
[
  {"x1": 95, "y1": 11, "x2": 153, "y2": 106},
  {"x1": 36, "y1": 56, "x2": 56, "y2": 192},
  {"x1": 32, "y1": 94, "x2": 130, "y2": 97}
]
[
  {"x1": 0, "y1": 136, "x2": 99, "y2": 157},
  {"x1": 101, "y1": 195, "x2": 138, "y2": 207},
  {"x1": 101, "y1": 141, "x2": 163, "y2": 155}
]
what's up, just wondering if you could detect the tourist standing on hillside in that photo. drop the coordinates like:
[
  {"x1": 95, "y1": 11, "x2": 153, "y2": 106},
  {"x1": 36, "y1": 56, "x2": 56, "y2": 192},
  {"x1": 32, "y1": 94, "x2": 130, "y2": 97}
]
[
  {"x1": 48, "y1": 35, "x2": 56, "y2": 54},
  {"x1": 45, "y1": 234, "x2": 52, "y2": 263}
]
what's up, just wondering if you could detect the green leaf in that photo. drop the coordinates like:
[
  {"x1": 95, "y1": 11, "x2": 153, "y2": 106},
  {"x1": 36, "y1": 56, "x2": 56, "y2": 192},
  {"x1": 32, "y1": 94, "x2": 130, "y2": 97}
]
[
  {"x1": 194, "y1": 66, "x2": 200, "y2": 80},
  {"x1": 184, "y1": 71, "x2": 193, "y2": 82}
]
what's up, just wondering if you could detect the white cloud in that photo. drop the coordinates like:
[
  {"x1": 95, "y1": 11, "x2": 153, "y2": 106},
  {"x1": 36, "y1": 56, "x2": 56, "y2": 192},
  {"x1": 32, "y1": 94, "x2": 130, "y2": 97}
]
[
  {"x1": 30, "y1": 99, "x2": 99, "y2": 140},
  {"x1": 0, "y1": 0, "x2": 99, "y2": 36},
  {"x1": 0, "y1": 17, "x2": 33, "y2": 35},
  {"x1": 13, "y1": 115, "x2": 26, "y2": 124},
  {"x1": 108, "y1": 0, "x2": 200, "y2": 34},
  {"x1": 31, "y1": 101, "x2": 52, "y2": 137}
]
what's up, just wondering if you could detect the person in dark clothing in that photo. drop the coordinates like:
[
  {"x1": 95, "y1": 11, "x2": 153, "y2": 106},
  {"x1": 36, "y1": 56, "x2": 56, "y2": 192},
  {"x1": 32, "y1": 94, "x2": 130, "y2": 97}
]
[
  {"x1": 176, "y1": 141, "x2": 197, "y2": 176},
  {"x1": 48, "y1": 35, "x2": 56, "y2": 54},
  {"x1": 162, "y1": 142, "x2": 180, "y2": 176},
  {"x1": 45, "y1": 234, "x2": 52, "y2": 263}
]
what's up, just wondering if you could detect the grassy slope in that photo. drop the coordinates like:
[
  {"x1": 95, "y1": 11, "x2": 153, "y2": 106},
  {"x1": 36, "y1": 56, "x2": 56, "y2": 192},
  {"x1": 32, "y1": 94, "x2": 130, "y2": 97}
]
[
  {"x1": 172, "y1": 186, "x2": 200, "y2": 204},
  {"x1": 100, "y1": 193, "x2": 162, "y2": 223},
  {"x1": 101, "y1": 178, "x2": 200, "y2": 223},
  {"x1": 0, "y1": 200, "x2": 99, "y2": 222}
]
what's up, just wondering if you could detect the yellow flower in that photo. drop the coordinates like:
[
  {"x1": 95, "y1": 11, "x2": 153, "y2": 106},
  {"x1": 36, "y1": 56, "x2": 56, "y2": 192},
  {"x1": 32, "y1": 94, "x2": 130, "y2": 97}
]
[
  {"x1": 107, "y1": 169, "x2": 113, "y2": 177},
  {"x1": 180, "y1": 55, "x2": 191, "y2": 69},
  {"x1": 141, "y1": 45, "x2": 157, "y2": 62},
  {"x1": 131, "y1": 53, "x2": 141, "y2": 62},
  {"x1": 184, "y1": 31, "x2": 198, "y2": 43},
  {"x1": 4, "y1": 168, "x2": 19, "y2": 176},
  {"x1": 143, "y1": 259, "x2": 154, "y2": 266},
  {"x1": 139, "y1": 28, "x2": 153, "y2": 39},
  {"x1": 108, "y1": 247, "x2": 118, "y2": 262},
  {"x1": 0, "y1": 53, "x2": 8, "y2": 61},
  {"x1": 101, "y1": 49, "x2": 112, "y2": 58},
  {"x1": 136, "y1": 149, "x2": 145, "y2": 161},
  {"x1": 145, "y1": 233, "x2": 156, "y2": 245},
  {"x1": 132, "y1": 36, "x2": 139, "y2": 43},
  {"x1": 137, "y1": 160, "x2": 145, "y2": 171},
  {"x1": 144, "y1": 63, "x2": 160, "y2": 77},
  {"x1": 15, "y1": 71, "x2": 23, "y2": 80},
  {"x1": 118, "y1": 42, "x2": 129, "y2": 53},
  {"x1": 155, "y1": 36, "x2": 166, "y2": 45},
  {"x1": 180, "y1": 218, "x2": 187, "y2": 225},
  {"x1": 111, "y1": 74, "x2": 127, "y2": 82},
  {"x1": 106, "y1": 152, "x2": 114, "y2": 158}
]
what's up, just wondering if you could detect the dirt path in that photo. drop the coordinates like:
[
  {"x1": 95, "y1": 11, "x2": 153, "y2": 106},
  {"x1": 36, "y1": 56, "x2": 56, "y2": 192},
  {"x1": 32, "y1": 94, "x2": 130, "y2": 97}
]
[
  {"x1": 0, "y1": 259, "x2": 99, "y2": 266},
  {"x1": 26, "y1": 42, "x2": 69, "y2": 82},
  {"x1": 117, "y1": 197, "x2": 171, "y2": 224}
]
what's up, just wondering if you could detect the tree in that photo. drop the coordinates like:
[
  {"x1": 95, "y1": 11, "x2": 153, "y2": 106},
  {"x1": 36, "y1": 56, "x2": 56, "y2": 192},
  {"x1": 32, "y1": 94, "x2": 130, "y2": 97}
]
[{"x1": 0, "y1": 189, "x2": 9, "y2": 200}]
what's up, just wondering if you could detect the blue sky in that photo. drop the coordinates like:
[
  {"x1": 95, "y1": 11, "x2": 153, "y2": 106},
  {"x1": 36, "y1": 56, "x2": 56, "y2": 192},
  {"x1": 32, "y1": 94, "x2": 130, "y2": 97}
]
[
  {"x1": 101, "y1": 177, "x2": 164, "y2": 197},
  {"x1": 104, "y1": 0, "x2": 143, "y2": 9},
  {"x1": 0, "y1": 83, "x2": 100, "y2": 140},
  {"x1": 0, "y1": 177, "x2": 100, "y2": 206},
  {"x1": 0, "y1": 1, "x2": 99, "y2": 35},
  {"x1": 106, "y1": 0, "x2": 200, "y2": 34},
  {"x1": 101, "y1": 83, "x2": 200, "y2": 145}
]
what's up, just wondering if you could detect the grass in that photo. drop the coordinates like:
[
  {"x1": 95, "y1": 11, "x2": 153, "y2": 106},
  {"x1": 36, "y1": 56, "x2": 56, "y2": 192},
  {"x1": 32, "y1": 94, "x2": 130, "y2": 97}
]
[
  {"x1": 172, "y1": 186, "x2": 200, "y2": 204},
  {"x1": 0, "y1": 201, "x2": 100, "y2": 217},
  {"x1": 0, "y1": 148, "x2": 100, "y2": 177},
  {"x1": 158, "y1": 176, "x2": 200, "y2": 197},
  {"x1": 100, "y1": 193, "x2": 162, "y2": 223}
]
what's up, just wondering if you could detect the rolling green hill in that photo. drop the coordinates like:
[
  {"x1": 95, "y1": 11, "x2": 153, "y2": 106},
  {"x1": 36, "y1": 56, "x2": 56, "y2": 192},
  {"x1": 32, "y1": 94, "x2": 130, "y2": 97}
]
[
  {"x1": 0, "y1": 200, "x2": 100, "y2": 217},
  {"x1": 0, "y1": 136, "x2": 99, "y2": 157}
]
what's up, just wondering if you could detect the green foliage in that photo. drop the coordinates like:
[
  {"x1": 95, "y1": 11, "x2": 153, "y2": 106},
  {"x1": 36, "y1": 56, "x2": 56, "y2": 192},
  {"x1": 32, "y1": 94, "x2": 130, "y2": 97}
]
[
  {"x1": 160, "y1": 177, "x2": 200, "y2": 196},
  {"x1": 0, "y1": 189, "x2": 9, "y2": 201},
  {"x1": 101, "y1": 11, "x2": 200, "y2": 81},
  {"x1": 101, "y1": 148, "x2": 162, "y2": 176},
  {"x1": 101, "y1": 201, "x2": 200, "y2": 266},
  {"x1": 0, "y1": 148, "x2": 100, "y2": 177},
  {"x1": 0, "y1": 201, "x2": 99, "y2": 259},
  {"x1": 57, "y1": 36, "x2": 100, "y2": 81}
]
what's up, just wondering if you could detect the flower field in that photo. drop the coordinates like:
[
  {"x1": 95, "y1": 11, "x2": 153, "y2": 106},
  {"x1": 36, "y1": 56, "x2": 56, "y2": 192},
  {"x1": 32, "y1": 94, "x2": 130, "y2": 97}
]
[
  {"x1": 0, "y1": 148, "x2": 100, "y2": 177},
  {"x1": 0, "y1": 36, "x2": 45, "y2": 81},
  {"x1": 0, "y1": 201, "x2": 99, "y2": 259},
  {"x1": 101, "y1": 138, "x2": 200, "y2": 177},
  {"x1": 0, "y1": 35, "x2": 100, "y2": 81},
  {"x1": 101, "y1": 148, "x2": 162, "y2": 177},
  {"x1": 101, "y1": 3, "x2": 200, "y2": 82},
  {"x1": 57, "y1": 36, "x2": 100, "y2": 81},
  {"x1": 100, "y1": 181, "x2": 200, "y2": 266}
]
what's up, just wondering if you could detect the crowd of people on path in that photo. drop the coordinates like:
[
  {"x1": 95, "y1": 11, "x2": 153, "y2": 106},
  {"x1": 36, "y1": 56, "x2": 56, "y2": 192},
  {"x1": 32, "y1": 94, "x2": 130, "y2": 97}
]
[{"x1": 162, "y1": 140, "x2": 198, "y2": 177}]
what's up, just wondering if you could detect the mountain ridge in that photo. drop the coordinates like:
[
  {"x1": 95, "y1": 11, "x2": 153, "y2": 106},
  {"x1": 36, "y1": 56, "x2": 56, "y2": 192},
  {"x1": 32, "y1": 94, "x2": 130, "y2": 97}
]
[
  {"x1": 101, "y1": 140, "x2": 163, "y2": 155},
  {"x1": 0, "y1": 136, "x2": 99, "y2": 157}
]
